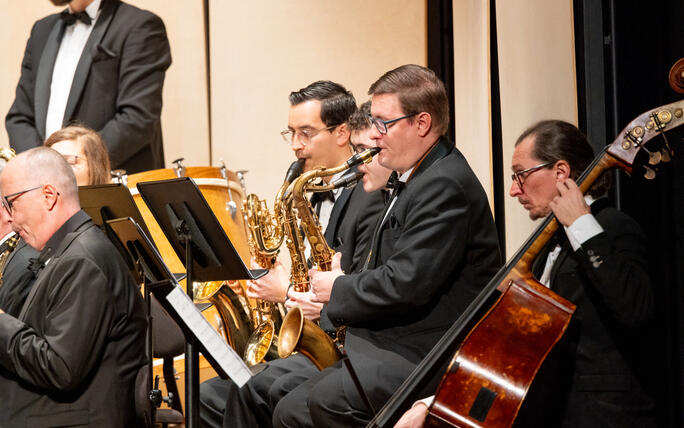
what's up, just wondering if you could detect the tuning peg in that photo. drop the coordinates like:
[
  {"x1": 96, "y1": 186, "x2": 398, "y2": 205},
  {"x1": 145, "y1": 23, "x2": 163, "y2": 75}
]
[
  {"x1": 648, "y1": 151, "x2": 662, "y2": 165},
  {"x1": 643, "y1": 165, "x2": 656, "y2": 180},
  {"x1": 660, "y1": 148, "x2": 672, "y2": 162}
]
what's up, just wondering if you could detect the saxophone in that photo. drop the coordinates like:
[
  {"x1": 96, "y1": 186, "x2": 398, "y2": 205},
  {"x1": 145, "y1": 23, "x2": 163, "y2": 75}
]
[
  {"x1": 241, "y1": 160, "x2": 304, "y2": 366},
  {"x1": 0, "y1": 235, "x2": 20, "y2": 288},
  {"x1": 277, "y1": 148, "x2": 379, "y2": 370},
  {"x1": 0, "y1": 147, "x2": 17, "y2": 288}
]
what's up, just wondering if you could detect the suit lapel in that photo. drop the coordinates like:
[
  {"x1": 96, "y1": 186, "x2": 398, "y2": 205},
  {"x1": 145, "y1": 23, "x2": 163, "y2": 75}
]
[
  {"x1": 17, "y1": 225, "x2": 89, "y2": 320},
  {"x1": 35, "y1": 20, "x2": 66, "y2": 140},
  {"x1": 63, "y1": 0, "x2": 117, "y2": 123},
  {"x1": 324, "y1": 187, "x2": 352, "y2": 246},
  {"x1": 363, "y1": 137, "x2": 454, "y2": 270}
]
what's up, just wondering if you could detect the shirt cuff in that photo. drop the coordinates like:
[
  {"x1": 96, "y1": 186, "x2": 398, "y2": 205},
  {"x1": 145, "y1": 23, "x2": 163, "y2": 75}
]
[
  {"x1": 564, "y1": 213, "x2": 604, "y2": 251},
  {"x1": 415, "y1": 395, "x2": 434, "y2": 408}
]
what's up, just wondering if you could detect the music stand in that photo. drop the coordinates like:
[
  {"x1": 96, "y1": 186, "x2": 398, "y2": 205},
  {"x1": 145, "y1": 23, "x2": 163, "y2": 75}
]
[
  {"x1": 79, "y1": 183, "x2": 152, "y2": 239},
  {"x1": 136, "y1": 177, "x2": 266, "y2": 428}
]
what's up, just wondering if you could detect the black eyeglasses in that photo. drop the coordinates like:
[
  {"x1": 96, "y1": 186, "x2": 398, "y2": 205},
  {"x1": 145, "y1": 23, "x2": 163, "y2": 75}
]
[
  {"x1": 511, "y1": 162, "x2": 554, "y2": 189},
  {"x1": 366, "y1": 112, "x2": 418, "y2": 134},
  {"x1": 2, "y1": 185, "x2": 43, "y2": 214}
]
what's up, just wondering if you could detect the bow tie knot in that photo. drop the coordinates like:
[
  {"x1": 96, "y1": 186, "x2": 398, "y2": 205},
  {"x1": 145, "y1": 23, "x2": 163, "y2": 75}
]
[
  {"x1": 28, "y1": 248, "x2": 53, "y2": 277},
  {"x1": 385, "y1": 171, "x2": 405, "y2": 193},
  {"x1": 310, "y1": 190, "x2": 335, "y2": 207},
  {"x1": 60, "y1": 9, "x2": 93, "y2": 26}
]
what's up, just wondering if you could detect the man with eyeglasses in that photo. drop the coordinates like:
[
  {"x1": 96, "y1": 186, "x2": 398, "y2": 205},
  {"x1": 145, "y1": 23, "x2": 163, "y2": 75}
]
[
  {"x1": 394, "y1": 120, "x2": 655, "y2": 428},
  {"x1": 199, "y1": 82, "x2": 386, "y2": 428},
  {"x1": 0, "y1": 146, "x2": 147, "y2": 425},
  {"x1": 259, "y1": 64, "x2": 501, "y2": 427}
]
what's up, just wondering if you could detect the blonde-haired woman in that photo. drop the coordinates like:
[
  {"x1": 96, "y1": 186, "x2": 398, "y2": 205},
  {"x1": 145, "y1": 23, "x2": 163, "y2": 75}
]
[{"x1": 45, "y1": 125, "x2": 112, "y2": 185}]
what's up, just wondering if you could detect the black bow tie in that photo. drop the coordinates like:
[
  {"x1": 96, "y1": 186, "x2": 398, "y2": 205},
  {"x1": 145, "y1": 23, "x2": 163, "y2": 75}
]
[
  {"x1": 386, "y1": 171, "x2": 405, "y2": 193},
  {"x1": 60, "y1": 9, "x2": 92, "y2": 26},
  {"x1": 310, "y1": 190, "x2": 335, "y2": 207},
  {"x1": 28, "y1": 247, "x2": 53, "y2": 277}
]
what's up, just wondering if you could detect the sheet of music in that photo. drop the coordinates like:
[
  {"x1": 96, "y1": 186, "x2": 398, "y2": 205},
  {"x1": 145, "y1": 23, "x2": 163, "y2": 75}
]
[{"x1": 166, "y1": 284, "x2": 252, "y2": 387}]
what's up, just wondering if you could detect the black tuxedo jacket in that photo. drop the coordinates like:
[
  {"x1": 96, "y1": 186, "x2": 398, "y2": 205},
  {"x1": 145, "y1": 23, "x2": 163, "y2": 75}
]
[
  {"x1": 0, "y1": 212, "x2": 146, "y2": 427},
  {"x1": 6, "y1": 0, "x2": 171, "y2": 174},
  {"x1": 328, "y1": 137, "x2": 501, "y2": 371},
  {"x1": 326, "y1": 182, "x2": 385, "y2": 274},
  {"x1": 0, "y1": 239, "x2": 39, "y2": 318},
  {"x1": 318, "y1": 182, "x2": 385, "y2": 333},
  {"x1": 534, "y1": 200, "x2": 656, "y2": 428}
]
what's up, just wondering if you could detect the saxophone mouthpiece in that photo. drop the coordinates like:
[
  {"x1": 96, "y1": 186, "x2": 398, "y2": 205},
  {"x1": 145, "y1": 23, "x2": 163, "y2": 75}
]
[
  {"x1": 284, "y1": 159, "x2": 305, "y2": 182},
  {"x1": 345, "y1": 147, "x2": 381, "y2": 168},
  {"x1": 331, "y1": 171, "x2": 363, "y2": 189}
]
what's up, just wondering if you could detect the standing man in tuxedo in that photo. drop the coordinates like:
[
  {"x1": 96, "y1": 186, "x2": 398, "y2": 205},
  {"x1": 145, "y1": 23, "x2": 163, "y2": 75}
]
[
  {"x1": 199, "y1": 82, "x2": 385, "y2": 427},
  {"x1": 0, "y1": 147, "x2": 146, "y2": 425},
  {"x1": 6, "y1": 0, "x2": 172, "y2": 174},
  {"x1": 268, "y1": 64, "x2": 501, "y2": 427}
]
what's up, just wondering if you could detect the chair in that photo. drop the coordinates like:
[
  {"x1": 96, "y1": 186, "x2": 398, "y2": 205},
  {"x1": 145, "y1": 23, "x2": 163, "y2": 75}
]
[{"x1": 135, "y1": 295, "x2": 186, "y2": 427}]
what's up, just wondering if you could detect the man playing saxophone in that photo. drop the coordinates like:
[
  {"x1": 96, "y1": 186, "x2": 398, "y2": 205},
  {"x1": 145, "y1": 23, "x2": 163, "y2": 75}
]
[
  {"x1": 199, "y1": 81, "x2": 386, "y2": 428},
  {"x1": 273, "y1": 64, "x2": 502, "y2": 427}
]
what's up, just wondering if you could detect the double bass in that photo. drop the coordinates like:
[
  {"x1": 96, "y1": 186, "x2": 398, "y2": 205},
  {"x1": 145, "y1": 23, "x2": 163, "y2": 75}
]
[{"x1": 367, "y1": 99, "x2": 684, "y2": 427}]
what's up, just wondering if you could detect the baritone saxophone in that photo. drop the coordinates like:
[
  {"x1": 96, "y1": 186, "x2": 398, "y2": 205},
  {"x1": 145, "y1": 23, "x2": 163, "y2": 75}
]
[
  {"x1": 277, "y1": 148, "x2": 379, "y2": 370},
  {"x1": 241, "y1": 160, "x2": 304, "y2": 366}
]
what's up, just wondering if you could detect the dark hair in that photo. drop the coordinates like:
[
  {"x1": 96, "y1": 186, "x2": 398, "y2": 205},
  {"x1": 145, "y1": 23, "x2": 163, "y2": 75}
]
[
  {"x1": 368, "y1": 64, "x2": 450, "y2": 136},
  {"x1": 44, "y1": 125, "x2": 112, "y2": 185},
  {"x1": 516, "y1": 120, "x2": 610, "y2": 197},
  {"x1": 289, "y1": 81, "x2": 357, "y2": 127},
  {"x1": 348, "y1": 101, "x2": 372, "y2": 132}
]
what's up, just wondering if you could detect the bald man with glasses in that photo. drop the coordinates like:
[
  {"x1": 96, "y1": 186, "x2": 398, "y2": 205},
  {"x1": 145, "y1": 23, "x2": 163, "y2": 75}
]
[{"x1": 0, "y1": 147, "x2": 146, "y2": 426}]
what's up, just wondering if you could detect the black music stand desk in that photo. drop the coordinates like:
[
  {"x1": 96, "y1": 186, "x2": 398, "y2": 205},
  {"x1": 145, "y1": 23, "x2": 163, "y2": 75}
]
[{"x1": 136, "y1": 177, "x2": 266, "y2": 428}]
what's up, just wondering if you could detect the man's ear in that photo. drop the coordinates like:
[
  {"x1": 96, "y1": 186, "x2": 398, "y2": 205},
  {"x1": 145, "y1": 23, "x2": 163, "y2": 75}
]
[
  {"x1": 334, "y1": 123, "x2": 351, "y2": 148},
  {"x1": 42, "y1": 184, "x2": 59, "y2": 211},
  {"x1": 415, "y1": 112, "x2": 432, "y2": 138},
  {"x1": 554, "y1": 160, "x2": 572, "y2": 181}
]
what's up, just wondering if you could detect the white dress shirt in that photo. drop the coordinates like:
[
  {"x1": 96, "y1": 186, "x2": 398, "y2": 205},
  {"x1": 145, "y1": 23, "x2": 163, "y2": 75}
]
[{"x1": 45, "y1": 0, "x2": 102, "y2": 137}]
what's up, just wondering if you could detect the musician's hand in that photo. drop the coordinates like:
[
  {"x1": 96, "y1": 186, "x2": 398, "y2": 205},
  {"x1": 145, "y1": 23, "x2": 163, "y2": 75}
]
[
  {"x1": 285, "y1": 290, "x2": 322, "y2": 321},
  {"x1": 394, "y1": 402, "x2": 428, "y2": 428},
  {"x1": 549, "y1": 179, "x2": 590, "y2": 227},
  {"x1": 309, "y1": 252, "x2": 343, "y2": 304},
  {"x1": 246, "y1": 258, "x2": 288, "y2": 303},
  {"x1": 0, "y1": 309, "x2": 4, "y2": 314}
]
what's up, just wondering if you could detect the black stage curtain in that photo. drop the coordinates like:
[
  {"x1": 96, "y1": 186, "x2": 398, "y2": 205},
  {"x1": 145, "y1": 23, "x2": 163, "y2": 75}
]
[{"x1": 576, "y1": 0, "x2": 684, "y2": 426}]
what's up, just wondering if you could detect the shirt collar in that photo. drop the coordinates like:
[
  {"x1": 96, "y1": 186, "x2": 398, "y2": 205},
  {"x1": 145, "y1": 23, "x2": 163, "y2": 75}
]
[
  {"x1": 69, "y1": 0, "x2": 102, "y2": 21},
  {"x1": 398, "y1": 168, "x2": 413, "y2": 184},
  {"x1": 0, "y1": 231, "x2": 16, "y2": 247}
]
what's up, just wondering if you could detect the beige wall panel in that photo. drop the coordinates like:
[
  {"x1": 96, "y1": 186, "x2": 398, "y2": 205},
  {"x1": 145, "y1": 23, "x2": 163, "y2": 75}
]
[
  {"x1": 129, "y1": 0, "x2": 210, "y2": 167},
  {"x1": 0, "y1": 2, "x2": 57, "y2": 149},
  {"x1": 497, "y1": 0, "x2": 578, "y2": 258},
  {"x1": 1, "y1": 0, "x2": 210, "y2": 168},
  {"x1": 452, "y1": 0, "x2": 494, "y2": 209},
  {"x1": 209, "y1": 0, "x2": 427, "y2": 199}
]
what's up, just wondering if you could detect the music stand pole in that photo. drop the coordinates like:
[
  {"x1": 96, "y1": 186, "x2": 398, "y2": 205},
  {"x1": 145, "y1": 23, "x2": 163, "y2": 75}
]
[{"x1": 178, "y1": 220, "x2": 200, "y2": 428}]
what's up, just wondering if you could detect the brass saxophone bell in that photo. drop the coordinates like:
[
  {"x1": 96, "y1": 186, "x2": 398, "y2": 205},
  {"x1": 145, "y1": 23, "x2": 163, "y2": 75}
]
[
  {"x1": 277, "y1": 306, "x2": 341, "y2": 371},
  {"x1": 243, "y1": 319, "x2": 278, "y2": 366}
]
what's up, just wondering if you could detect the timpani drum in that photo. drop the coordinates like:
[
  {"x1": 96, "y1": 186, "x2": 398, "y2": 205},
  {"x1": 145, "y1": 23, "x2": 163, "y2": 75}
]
[{"x1": 127, "y1": 165, "x2": 256, "y2": 410}]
